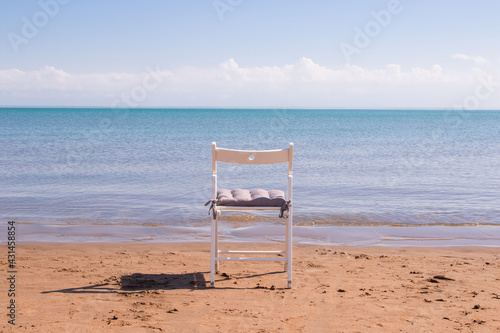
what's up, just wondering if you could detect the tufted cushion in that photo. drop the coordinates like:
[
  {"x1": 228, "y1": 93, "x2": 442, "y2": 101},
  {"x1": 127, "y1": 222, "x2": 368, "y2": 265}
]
[{"x1": 217, "y1": 189, "x2": 286, "y2": 207}]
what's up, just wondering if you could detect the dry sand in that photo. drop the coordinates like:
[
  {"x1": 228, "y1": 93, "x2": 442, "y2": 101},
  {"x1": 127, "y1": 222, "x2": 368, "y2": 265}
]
[{"x1": 1, "y1": 242, "x2": 499, "y2": 332}]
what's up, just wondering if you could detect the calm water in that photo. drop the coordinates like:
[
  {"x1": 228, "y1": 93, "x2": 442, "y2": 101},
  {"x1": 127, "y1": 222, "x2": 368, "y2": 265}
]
[{"x1": 1, "y1": 108, "x2": 500, "y2": 242}]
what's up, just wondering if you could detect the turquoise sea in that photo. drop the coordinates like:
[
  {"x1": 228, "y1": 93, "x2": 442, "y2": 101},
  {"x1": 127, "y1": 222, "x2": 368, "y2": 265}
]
[{"x1": 1, "y1": 108, "x2": 500, "y2": 245}]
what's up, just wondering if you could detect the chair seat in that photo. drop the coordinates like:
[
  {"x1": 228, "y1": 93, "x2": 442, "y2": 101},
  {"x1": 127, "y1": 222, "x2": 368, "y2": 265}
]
[{"x1": 217, "y1": 189, "x2": 286, "y2": 207}]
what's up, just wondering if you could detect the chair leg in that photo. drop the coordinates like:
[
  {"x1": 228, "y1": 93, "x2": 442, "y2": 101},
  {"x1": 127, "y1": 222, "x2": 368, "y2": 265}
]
[
  {"x1": 210, "y1": 215, "x2": 216, "y2": 288},
  {"x1": 284, "y1": 219, "x2": 289, "y2": 272},
  {"x1": 215, "y1": 211, "x2": 219, "y2": 272},
  {"x1": 287, "y1": 210, "x2": 293, "y2": 289}
]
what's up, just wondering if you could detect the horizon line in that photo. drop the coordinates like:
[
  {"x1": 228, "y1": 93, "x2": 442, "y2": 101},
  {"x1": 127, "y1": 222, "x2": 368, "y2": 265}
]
[{"x1": 1, "y1": 106, "x2": 500, "y2": 111}]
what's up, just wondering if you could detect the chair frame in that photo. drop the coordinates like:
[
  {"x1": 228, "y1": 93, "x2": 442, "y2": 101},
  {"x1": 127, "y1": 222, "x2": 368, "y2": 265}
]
[{"x1": 210, "y1": 142, "x2": 294, "y2": 288}]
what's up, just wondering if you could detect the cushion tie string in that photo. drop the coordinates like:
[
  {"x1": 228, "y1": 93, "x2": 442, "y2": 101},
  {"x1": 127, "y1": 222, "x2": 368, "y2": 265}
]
[
  {"x1": 279, "y1": 200, "x2": 291, "y2": 219},
  {"x1": 205, "y1": 199, "x2": 218, "y2": 219}
]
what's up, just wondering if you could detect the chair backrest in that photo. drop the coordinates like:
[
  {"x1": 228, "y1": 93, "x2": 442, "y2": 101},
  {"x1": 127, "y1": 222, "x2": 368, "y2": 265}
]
[{"x1": 212, "y1": 142, "x2": 293, "y2": 175}]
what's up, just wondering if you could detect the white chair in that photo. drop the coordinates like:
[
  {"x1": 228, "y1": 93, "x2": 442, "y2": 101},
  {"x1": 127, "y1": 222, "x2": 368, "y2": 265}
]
[{"x1": 206, "y1": 142, "x2": 294, "y2": 288}]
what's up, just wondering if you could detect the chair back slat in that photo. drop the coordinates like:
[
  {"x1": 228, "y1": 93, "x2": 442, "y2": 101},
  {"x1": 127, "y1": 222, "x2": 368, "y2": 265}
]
[
  {"x1": 215, "y1": 148, "x2": 290, "y2": 165},
  {"x1": 212, "y1": 142, "x2": 293, "y2": 174}
]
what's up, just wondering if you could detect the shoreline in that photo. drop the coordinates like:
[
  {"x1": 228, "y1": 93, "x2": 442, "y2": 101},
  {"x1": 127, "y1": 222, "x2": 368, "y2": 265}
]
[
  {"x1": 1, "y1": 242, "x2": 499, "y2": 332},
  {"x1": 10, "y1": 223, "x2": 500, "y2": 247}
]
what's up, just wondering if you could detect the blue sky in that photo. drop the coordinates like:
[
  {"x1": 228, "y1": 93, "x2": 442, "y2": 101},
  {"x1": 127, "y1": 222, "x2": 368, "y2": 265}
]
[{"x1": 1, "y1": 0, "x2": 499, "y2": 108}]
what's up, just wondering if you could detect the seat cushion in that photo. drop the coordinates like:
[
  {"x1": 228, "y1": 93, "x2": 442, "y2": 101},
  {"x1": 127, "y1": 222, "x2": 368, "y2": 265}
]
[{"x1": 217, "y1": 189, "x2": 286, "y2": 207}]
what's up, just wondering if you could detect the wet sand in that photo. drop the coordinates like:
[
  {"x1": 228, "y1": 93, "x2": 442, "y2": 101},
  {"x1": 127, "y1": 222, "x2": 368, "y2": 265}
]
[{"x1": 1, "y1": 242, "x2": 499, "y2": 332}]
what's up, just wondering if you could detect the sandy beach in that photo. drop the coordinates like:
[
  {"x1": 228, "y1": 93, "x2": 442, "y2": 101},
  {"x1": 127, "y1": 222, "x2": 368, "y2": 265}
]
[{"x1": 2, "y1": 242, "x2": 499, "y2": 332}]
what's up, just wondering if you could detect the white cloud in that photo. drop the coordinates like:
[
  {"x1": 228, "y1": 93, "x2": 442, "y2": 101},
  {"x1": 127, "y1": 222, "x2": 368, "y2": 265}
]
[
  {"x1": 0, "y1": 65, "x2": 164, "y2": 92},
  {"x1": 452, "y1": 53, "x2": 488, "y2": 65},
  {"x1": 1, "y1": 58, "x2": 499, "y2": 108}
]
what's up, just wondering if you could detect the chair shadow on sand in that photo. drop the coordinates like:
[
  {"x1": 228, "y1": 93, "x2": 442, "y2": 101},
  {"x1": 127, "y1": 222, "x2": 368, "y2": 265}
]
[
  {"x1": 121, "y1": 272, "x2": 208, "y2": 290},
  {"x1": 42, "y1": 272, "x2": 208, "y2": 294}
]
